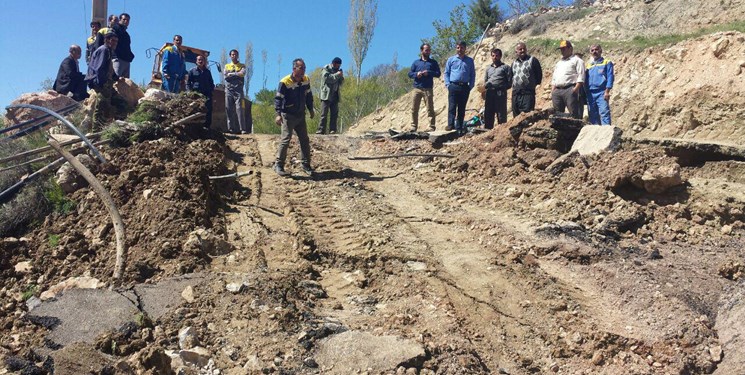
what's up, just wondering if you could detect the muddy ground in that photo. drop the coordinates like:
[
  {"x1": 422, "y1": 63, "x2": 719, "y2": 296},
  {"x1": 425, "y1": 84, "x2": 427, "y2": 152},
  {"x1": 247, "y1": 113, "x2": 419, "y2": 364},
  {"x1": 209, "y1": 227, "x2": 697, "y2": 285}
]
[{"x1": 1, "y1": 111, "x2": 744, "y2": 375}]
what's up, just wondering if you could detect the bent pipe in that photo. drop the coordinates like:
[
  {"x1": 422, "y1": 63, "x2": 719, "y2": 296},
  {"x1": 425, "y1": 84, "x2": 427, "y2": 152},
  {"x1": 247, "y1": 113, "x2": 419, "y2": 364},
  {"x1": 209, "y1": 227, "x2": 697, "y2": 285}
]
[
  {"x1": 5, "y1": 104, "x2": 106, "y2": 164},
  {"x1": 0, "y1": 103, "x2": 79, "y2": 135}
]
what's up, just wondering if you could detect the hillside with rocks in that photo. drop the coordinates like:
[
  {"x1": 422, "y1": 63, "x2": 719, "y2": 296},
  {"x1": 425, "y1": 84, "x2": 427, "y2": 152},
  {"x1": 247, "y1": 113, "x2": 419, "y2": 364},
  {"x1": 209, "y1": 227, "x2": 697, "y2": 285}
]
[
  {"x1": 1, "y1": 0, "x2": 745, "y2": 374},
  {"x1": 350, "y1": 0, "x2": 745, "y2": 145}
]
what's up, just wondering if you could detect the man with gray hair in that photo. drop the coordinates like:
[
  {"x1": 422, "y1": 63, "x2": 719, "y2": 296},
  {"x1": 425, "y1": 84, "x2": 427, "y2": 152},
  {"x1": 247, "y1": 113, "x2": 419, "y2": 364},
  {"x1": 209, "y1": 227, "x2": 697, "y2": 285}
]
[
  {"x1": 511, "y1": 42, "x2": 543, "y2": 117},
  {"x1": 54, "y1": 45, "x2": 89, "y2": 102}
]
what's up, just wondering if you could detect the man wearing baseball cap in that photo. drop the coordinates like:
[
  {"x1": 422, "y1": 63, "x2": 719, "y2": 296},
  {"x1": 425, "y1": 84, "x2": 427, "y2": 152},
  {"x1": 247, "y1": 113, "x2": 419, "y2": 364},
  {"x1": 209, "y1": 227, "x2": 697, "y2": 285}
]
[{"x1": 550, "y1": 40, "x2": 585, "y2": 119}]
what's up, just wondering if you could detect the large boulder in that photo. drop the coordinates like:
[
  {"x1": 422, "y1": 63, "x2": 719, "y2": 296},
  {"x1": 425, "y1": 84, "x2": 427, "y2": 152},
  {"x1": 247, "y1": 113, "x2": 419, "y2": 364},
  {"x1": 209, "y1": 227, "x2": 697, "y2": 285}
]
[
  {"x1": 3, "y1": 91, "x2": 78, "y2": 132},
  {"x1": 55, "y1": 154, "x2": 99, "y2": 194},
  {"x1": 570, "y1": 125, "x2": 623, "y2": 156},
  {"x1": 640, "y1": 163, "x2": 684, "y2": 193},
  {"x1": 114, "y1": 78, "x2": 145, "y2": 108}
]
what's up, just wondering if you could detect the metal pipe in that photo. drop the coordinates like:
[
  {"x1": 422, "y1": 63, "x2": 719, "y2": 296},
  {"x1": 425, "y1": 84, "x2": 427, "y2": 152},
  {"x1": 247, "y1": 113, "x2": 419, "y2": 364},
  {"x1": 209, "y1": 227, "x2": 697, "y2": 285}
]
[
  {"x1": 48, "y1": 139, "x2": 127, "y2": 280},
  {"x1": 0, "y1": 157, "x2": 66, "y2": 204},
  {"x1": 0, "y1": 103, "x2": 79, "y2": 135},
  {"x1": 5, "y1": 104, "x2": 106, "y2": 164}
]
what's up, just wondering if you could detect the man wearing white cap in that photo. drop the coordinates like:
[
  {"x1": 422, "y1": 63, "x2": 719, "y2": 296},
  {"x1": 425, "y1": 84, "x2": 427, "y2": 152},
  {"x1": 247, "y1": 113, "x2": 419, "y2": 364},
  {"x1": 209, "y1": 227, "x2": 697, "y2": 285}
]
[{"x1": 551, "y1": 40, "x2": 585, "y2": 119}]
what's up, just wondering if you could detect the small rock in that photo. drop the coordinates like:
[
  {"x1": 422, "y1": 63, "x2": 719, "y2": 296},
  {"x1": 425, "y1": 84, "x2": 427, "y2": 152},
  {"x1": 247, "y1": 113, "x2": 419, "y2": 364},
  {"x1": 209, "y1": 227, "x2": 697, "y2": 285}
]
[
  {"x1": 39, "y1": 276, "x2": 106, "y2": 300},
  {"x1": 709, "y1": 345, "x2": 723, "y2": 363},
  {"x1": 180, "y1": 346, "x2": 211, "y2": 367},
  {"x1": 178, "y1": 326, "x2": 199, "y2": 350},
  {"x1": 591, "y1": 350, "x2": 604, "y2": 365},
  {"x1": 143, "y1": 189, "x2": 154, "y2": 199},
  {"x1": 181, "y1": 285, "x2": 195, "y2": 303},
  {"x1": 721, "y1": 225, "x2": 733, "y2": 235},
  {"x1": 25, "y1": 296, "x2": 42, "y2": 310},
  {"x1": 303, "y1": 357, "x2": 318, "y2": 368},
  {"x1": 225, "y1": 283, "x2": 245, "y2": 294},
  {"x1": 14, "y1": 261, "x2": 32, "y2": 274}
]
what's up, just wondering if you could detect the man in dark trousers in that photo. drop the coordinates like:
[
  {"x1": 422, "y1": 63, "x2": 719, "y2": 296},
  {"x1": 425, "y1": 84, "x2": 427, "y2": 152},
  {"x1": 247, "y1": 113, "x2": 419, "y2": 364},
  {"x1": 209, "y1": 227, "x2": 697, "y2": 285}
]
[
  {"x1": 317, "y1": 57, "x2": 344, "y2": 134},
  {"x1": 483, "y1": 48, "x2": 512, "y2": 128},
  {"x1": 85, "y1": 32, "x2": 119, "y2": 128},
  {"x1": 54, "y1": 45, "x2": 89, "y2": 102},
  {"x1": 187, "y1": 55, "x2": 215, "y2": 129},
  {"x1": 273, "y1": 58, "x2": 315, "y2": 177},
  {"x1": 444, "y1": 41, "x2": 476, "y2": 133},
  {"x1": 407, "y1": 43, "x2": 441, "y2": 132},
  {"x1": 511, "y1": 42, "x2": 543, "y2": 117},
  {"x1": 112, "y1": 13, "x2": 134, "y2": 78}
]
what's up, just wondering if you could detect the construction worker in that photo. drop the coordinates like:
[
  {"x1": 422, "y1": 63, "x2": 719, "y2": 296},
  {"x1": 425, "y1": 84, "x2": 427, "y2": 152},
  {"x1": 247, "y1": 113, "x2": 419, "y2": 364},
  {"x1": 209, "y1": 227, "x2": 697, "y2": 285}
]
[
  {"x1": 85, "y1": 32, "x2": 119, "y2": 128},
  {"x1": 273, "y1": 58, "x2": 315, "y2": 177},
  {"x1": 54, "y1": 45, "x2": 89, "y2": 102},
  {"x1": 317, "y1": 57, "x2": 344, "y2": 134},
  {"x1": 162, "y1": 35, "x2": 186, "y2": 93},
  {"x1": 483, "y1": 48, "x2": 512, "y2": 128},
  {"x1": 187, "y1": 55, "x2": 215, "y2": 129},
  {"x1": 224, "y1": 49, "x2": 248, "y2": 134},
  {"x1": 584, "y1": 44, "x2": 614, "y2": 125},
  {"x1": 86, "y1": 21, "x2": 101, "y2": 64}
]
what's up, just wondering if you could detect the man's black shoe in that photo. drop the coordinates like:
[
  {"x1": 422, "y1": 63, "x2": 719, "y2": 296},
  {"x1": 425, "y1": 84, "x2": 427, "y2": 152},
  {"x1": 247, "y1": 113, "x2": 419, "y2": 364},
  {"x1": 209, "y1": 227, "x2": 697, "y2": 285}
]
[
  {"x1": 301, "y1": 164, "x2": 315, "y2": 176},
  {"x1": 273, "y1": 164, "x2": 290, "y2": 177}
]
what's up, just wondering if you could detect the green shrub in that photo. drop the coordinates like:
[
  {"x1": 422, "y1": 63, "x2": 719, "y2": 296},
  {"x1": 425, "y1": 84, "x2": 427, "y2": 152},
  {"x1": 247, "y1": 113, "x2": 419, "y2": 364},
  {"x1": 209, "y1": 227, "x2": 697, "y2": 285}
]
[
  {"x1": 48, "y1": 234, "x2": 60, "y2": 247},
  {"x1": 22, "y1": 285, "x2": 38, "y2": 301},
  {"x1": 127, "y1": 101, "x2": 163, "y2": 124},
  {"x1": 44, "y1": 179, "x2": 75, "y2": 214}
]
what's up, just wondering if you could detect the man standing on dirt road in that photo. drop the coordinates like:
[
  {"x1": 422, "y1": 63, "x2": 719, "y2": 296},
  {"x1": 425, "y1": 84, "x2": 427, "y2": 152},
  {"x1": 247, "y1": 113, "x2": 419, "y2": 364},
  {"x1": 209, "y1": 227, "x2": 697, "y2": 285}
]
[
  {"x1": 112, "y1": 13, "x2": 134, "y2": 79},
  {"x1": 162, "y1": 35, "x2": 187, "y2": 94},
  {"x1": 85, "y1": 32, "x2": 119, "y2": 128},
  {"x1": 551, "y1": 40, "x2": 585, "y2": 119},
  {"x1": 187, "y1": 55, "x2": 215, "y2": 130},
  {"x1": 273, "y1": 58, "x2": 315, "y2": 177},
  {"x1": 483, "y1": 48, "x2": 512, "y2": 128},
  {"x1": 224, "y1": 49, "x2": 248, "y2": 134},
  {"x1": 317, "y1": 57, "x2": 344, "y2": 135},
  {"x1": 584, "y1": 44, "x2": 614, "y2": 125},
  {"x1": 407, "y1": 43, "x2": 441, "y2": 132},
  {"x1": 54, "y1": 45, "x2": 89, "y2": 102},
  {"x1": 511, "y1": 42, "x2": 543, "y2": 117},
  {"x1": 444, "y1": 41, "x2": 476, "y2": 133}
]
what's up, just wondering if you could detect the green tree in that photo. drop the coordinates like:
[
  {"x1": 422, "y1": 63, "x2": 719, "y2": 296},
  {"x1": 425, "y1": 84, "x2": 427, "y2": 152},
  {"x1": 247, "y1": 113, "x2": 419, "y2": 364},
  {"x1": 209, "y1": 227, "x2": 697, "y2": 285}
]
[
  {"x1": 347, "y1": 0, "x2": 378, "y2": 83},
  {"x1": 254, "y1": 88, "x2": 275, "y2": 104},
  {"x1": 469, "y1": 0, "x2": 503, "y2": 30},
  {"x1": 426, "y1": 3, "x2": 480, "y2": 63}
]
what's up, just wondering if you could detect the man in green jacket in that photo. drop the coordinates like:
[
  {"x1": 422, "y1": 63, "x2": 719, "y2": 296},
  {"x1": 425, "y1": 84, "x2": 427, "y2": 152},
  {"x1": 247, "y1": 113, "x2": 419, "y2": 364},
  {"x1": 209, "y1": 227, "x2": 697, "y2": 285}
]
[{"x1": 317, "y1": 57, "x2": 344, "y2": 134}]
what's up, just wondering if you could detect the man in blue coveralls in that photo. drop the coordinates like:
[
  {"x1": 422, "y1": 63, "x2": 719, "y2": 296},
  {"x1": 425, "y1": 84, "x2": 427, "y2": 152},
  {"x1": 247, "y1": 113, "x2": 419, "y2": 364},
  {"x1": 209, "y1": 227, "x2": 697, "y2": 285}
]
[
  {"x1": 162, "y1": 35, "x2": 186, "y2": 93},
  {"x1": 584, "y1": 44, "x2": 615, "y2": 125}
]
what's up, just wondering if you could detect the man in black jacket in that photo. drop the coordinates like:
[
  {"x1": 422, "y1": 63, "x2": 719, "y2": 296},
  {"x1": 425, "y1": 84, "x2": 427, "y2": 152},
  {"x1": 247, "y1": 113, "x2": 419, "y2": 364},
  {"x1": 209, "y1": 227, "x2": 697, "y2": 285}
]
[
  {"x1": 54, "y1": 45, "x2": 89, "y2": 102},
  {"x1": 85, "y1": 32, "x2": 119, "y2": 128},
  {"x1": 187, "y1": 55, "x2": 215, "y2": 129},
  {"x1": 112, "y1": 13, "x2": 134, "y2": 78}
]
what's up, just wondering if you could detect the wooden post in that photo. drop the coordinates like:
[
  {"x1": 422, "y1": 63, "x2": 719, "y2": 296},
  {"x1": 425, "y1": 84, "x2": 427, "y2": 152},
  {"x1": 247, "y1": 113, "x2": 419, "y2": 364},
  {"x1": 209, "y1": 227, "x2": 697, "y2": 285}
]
[{"x1": 47, "y1": 139, "x2": 127, "y2": 280}]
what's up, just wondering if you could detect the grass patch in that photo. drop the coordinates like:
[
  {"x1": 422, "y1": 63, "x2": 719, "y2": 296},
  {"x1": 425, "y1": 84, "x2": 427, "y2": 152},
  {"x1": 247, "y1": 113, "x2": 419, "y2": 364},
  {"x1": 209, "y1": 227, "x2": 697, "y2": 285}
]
[
  {"x1": 22, "y1": 285, "x2": 38, "y2": 301},
  {"x1": 43, "y1": 178, "x2": 75, "y2": 214},
  {"x1": 127, "y1": 101, "x2": 163, "y2": 124},
  {"x1": 529, "y1": 19, "x2": 745, "y2": 54},
  {"x1": 48, "y1": 234, "x2": 60, "y2": 247}
]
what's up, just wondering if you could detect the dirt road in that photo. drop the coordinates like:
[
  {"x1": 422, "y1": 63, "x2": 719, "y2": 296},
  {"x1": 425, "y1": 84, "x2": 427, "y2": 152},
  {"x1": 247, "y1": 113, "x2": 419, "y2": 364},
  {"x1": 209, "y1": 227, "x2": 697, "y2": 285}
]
[{"x1": 190, "y1": 133, "x2": 743, "y2": 374}]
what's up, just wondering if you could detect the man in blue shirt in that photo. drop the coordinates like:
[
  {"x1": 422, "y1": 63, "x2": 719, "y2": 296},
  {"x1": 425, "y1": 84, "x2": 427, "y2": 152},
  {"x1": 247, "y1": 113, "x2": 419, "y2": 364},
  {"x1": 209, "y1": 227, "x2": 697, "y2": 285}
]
[
  {"x1": 407, "y1": 43, "x2": 441, "y2": 132},
  {"x1": 444, "y1": 41, "x2": 476, "y2": 132},
  {"x1": 584, "y1": 44, "x2": 614, "y2": 125}
]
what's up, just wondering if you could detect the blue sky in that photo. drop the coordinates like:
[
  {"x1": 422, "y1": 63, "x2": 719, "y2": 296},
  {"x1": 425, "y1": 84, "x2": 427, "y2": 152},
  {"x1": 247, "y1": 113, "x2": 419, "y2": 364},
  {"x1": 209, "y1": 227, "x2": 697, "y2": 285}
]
[{"x1": 0, "y1": 0, "x2": 509, "y2": 110}]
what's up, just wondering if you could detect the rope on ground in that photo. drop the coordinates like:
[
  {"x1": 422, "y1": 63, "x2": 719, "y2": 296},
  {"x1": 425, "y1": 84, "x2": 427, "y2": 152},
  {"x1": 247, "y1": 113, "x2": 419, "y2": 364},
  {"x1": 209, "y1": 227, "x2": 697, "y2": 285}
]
[{"x1": 208, "y1": 170, "x2": 253, "y2": 180}]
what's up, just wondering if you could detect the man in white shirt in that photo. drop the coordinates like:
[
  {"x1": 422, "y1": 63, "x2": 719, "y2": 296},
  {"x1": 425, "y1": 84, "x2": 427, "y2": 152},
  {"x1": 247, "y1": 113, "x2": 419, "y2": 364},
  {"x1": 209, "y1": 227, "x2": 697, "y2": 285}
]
[{"x1": 551, "y1": 40, "x2": 585, "y2": 119}]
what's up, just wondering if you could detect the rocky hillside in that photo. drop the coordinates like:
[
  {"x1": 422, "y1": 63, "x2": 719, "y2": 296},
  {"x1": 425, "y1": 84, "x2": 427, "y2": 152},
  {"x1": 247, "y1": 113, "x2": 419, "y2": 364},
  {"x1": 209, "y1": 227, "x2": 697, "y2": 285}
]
[{"x1": 350, "y1": 0, "x2": 745, "y2": 145}]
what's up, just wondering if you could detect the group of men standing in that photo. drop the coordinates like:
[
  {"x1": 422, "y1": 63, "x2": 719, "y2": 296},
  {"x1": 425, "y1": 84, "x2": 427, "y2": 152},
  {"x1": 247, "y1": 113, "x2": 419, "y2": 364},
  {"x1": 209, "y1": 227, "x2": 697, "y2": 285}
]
[
  {"x1": 53, "y1": 13, "x2": 134, "y2": 127},
  {"x1": 407, "y1": 40, "x2": 614, "y2": 132}
]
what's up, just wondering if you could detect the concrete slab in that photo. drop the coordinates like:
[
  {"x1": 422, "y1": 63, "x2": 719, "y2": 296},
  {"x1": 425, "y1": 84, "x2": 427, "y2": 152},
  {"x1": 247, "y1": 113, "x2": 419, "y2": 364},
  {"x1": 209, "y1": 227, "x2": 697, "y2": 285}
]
[
  {"x1": 27, "y1": 288, "x2": 138, "y2": 347},
  {"x1": 314, "y1": 330, "x2": 425, "y2": 374},
  {"x1": 570, "y1": 125, "x2": 623, "y2": 156},
  {"x1": 134, "y1": 273, "x2": 205, "y2": 321}
]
